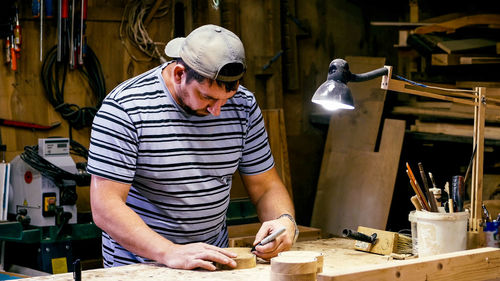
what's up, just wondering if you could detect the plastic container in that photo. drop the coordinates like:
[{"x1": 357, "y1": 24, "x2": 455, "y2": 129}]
[
  {"x1": 408, "y1": 211, "x2": 418, "y2": 255},
  {"x1": 414, "y1": 210, "x2": 468, "y2": 257}
]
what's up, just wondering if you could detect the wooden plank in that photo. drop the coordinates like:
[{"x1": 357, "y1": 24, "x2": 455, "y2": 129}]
[
  {"x1": 410, "y1": 120, "x2": 500, "y2": 141},
  {"x1": 431, "y1": 54, "x2": 460, "y2": 66},
  {"x1": 460, "y1": 56, "x2": 500, "y2": 64},
  {"x1": 414, "y1": 14, "x2": 500, "y2": 34},
  {"x1": 317, "y1": 247, "x2": 500, "y2": 281},
  {"x1": 311, "y1": 118, "x2": 405, "y2": 237},
  {"x1": 436, "y1": 39, "x2": 496, "y2": 54}
]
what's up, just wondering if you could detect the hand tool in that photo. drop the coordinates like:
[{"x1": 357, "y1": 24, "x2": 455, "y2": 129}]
[
  {"x1": 342, "y1": 228, "x2": 377, "y2": 243},
  {"x1": 40, "y1": 0, "x2": 44, "y2": 61},
  {"x1": 45, "y1": 0, "x2": 54, "y2": 18},
  {"x1": 0, "y1": 118, "x2": 61, "y2": 130},
  {"x1": 10, "y1": 33, "x2": 16, "y2": 71},
  {"x1": 451, "y1": 175, "x2": 465, "y2": 212},
  {"x1": 69, "y1": 0, "x2": 75, "y2": 68},
  {"x1": 73, "y1": 259, "x2": 81, "y2": 281},
  {"x1": 4, "y1": 37, "x2": 11, "y2": 64},
  {"x1": 13, "y1": 3, "x2": 21, "y2": 52},
  {"x1": 418, "y1": 162, "x2": 438, "y2": 212},
  {"x1": 32, "y1": 0, "x2": 41, "y2": 17},
  {"x1": 78, "y1": 0, "x2": 87, "y2": 65},
  {"x1": 251, "y1": 227, "x2": 286, "y2": 251},
  {"x1": 59, "y1": 0, "x2": 69, "y2": 62},
  {"x1": 57, "y1": 0, "x2": 62, "y2": 60}
]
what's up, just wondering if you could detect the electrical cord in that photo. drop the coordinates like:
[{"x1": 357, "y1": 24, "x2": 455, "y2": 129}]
[
  {"x1": 41, "y1": 45, "x2": 106, "y2": 130},
  {"x1": 119, "y1": 0, "x2": 170, "y2": 62},
  {"x1": 20, "y1": 141, "x2": 90, "y2": 188}
]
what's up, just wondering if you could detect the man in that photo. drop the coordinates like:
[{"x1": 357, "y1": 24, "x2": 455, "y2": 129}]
[{"x1": 88, "y1": 24, "x2": 298, "y2": 270}]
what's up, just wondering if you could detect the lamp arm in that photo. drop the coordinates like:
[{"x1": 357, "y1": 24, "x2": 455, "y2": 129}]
[{"x1": 350, "y1": 67, "x2": 389, "y2": 82}]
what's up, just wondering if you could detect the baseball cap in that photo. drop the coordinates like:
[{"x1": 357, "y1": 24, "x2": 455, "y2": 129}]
[{"x1": 164, "y1": 24, "x2": 246, "y2": 82}]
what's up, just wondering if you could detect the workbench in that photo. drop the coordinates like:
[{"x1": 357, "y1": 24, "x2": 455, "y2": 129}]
[{"x1": 17, "y1": 238, "x2": 500, "y2": 281}]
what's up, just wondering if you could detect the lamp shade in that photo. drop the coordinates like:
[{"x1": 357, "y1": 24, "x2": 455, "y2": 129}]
[
  {"x1": 311, "y1": 79, "x2": 354, "y2": 110},
  {"x1": 312, "y1": 58, "x2": 389, "y2": 111}
]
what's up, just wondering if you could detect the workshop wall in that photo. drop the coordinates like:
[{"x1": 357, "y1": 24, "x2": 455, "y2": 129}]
[{"x1": 0, "y1": 0, "x2": 400, "y2": 225}]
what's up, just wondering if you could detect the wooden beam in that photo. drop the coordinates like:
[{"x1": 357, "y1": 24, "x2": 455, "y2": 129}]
[
  {"x1": 414, "y1": 14, "x2": 500, "y2": 34},
  {"x1": 317, "y1": 247, "x2": 500, "y2": 281}
]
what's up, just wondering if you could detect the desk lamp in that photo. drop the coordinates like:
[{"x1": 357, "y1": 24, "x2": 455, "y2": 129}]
[{"x1": 312, "y1": 58, "x2": 500, "y2": 247}]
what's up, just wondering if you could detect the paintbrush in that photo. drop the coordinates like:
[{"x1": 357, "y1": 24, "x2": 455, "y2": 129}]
[
  {"x1": 406, "y1": 163, "x2": 430, "y2": 211},
  {"x1": 418, "y1": 162, "x2": 438, "y2": 212},
  {"x1": 353, "y1": 226, "x2": 413, "y2": 255}
]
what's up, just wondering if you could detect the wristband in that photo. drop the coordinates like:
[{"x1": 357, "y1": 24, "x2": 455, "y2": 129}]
[{"x1": 278, "y1": 213, "x2": 299, "y2": 243}]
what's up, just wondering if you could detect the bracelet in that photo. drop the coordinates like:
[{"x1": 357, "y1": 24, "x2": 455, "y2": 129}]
[{"x1": 278, "y1": 213, "x2": 299, "y2": 243}]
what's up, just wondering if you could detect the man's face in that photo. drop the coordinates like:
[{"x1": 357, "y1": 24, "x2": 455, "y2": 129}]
[{"x1": 174, "y1": 72, "x2": 238, "y2": 117}]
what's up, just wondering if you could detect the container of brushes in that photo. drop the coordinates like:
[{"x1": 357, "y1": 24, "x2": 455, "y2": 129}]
[{"x1": 414, "y1": 210, "x2": 468, "y2": 257}]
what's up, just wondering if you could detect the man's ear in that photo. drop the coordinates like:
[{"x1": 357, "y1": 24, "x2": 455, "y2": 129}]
[{"x1": 172, "y1": 64, "x2": 185, "y2": 84}]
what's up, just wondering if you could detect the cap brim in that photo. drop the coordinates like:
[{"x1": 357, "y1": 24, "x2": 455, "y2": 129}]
[{"x1": 164, "y1": 37, "x2": 185, "y2": 58}]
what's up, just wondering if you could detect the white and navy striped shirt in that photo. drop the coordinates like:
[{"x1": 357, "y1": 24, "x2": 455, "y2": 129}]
[{"x1": 87, "y1": 62, "x2": 274, "y2": 267}]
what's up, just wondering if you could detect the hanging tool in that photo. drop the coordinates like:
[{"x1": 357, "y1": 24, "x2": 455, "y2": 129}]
[
  {"x1": 40, "y1": 0, "x2": 44, "y2": 61},
  {"x1": 13, "y1": 3, "x2": 21, "y2": 53},
  {"x1": 0, "y1": 118, "x2": 61, "y2": 131},
  {"x1": 69, "y1": 0, "x2": 75, "y2": 68},
  {"x1": 4, "y1": 37, "x2": 11, "y2": 65},
  {"x1": 45, "y1": 0, "x2": 54, "y2": 18},
  {"x1": 78, "y1": 0, "x2": 87, "y2": 65},
  {"x1": 59, "y1": 0, "x2": 69, "y2": 62},
  {"x1": 57, "y1": 0, "x2": 62, "y2": 60},
  {"x1": 10, "y1": 33, "x2": 16, "y2": 71},
  {"x1": 32, "y1": 0, "x2": 41, "y2": 17}
]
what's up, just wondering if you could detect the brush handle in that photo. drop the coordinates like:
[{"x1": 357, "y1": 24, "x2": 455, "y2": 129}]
[
  {"x1": 418, "y1": 162, "x2": 438, "y2": 212},
  {"x1": 342, "y1": 229, "x2": 377, "y2": 243}
]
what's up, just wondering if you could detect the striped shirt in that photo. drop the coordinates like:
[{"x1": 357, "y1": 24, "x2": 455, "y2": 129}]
[{"x1": 87, "y1": 62, "x2": 274, "y2": 267}]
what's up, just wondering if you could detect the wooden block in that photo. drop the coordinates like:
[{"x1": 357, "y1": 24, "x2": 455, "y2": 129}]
[
  {"x1": 317, "y1": 247, "x2": 500, "y2": 281},
  {"x1": 354, "y1": 226, "x2": 398, "y2": 256},
  {"x1": 216, "y1": 247, "x2": 256, "y2": 270},
  {"x1": 431, "y1": 54, "x2": 460, "y2": 65},
  {"x1": 271, "y1": 272, "x2": 316, "y2": 281},
  {"x1": 279, "y1": 251, "x2": 324, "y2": 273},
  {"x1": 271, "y1": 256, "x2": 317, "y2": 274}
]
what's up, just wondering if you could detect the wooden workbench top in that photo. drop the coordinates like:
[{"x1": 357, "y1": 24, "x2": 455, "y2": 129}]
[
  {"x1": 18, "y1": 238, "x2": 500, "y2": 281},
  {"x1": 18, "y1": 238, "x2": 388, "y2": 281}
]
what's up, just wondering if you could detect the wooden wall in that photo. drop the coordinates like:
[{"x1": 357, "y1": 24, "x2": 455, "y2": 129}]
[{"x1": 0, "y1": 0, "x2": 399, "y2": 225}]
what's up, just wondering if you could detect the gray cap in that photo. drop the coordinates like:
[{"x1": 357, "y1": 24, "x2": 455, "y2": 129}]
[{"x1": 164, "y1": 24, "x2": 246, "y2": 82}]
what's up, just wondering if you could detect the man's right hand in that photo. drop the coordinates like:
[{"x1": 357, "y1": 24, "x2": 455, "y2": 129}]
[{"x1": 160, "y1": 243, "x2": 238, "y2": 270}]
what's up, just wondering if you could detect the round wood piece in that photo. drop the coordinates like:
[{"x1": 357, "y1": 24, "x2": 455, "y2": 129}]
[
  {"x1": 278, "y1": 250, "x2": 324, "y2": 273},
  {"x1": 270, "y1": 256, "x2": 317, "y2": 274},
  {"x1": 216, "y1": 247, "x2": 256, "y2": 270},
  {"x1": 270, "y1": 272, "x2": 316, "y2": 281}
]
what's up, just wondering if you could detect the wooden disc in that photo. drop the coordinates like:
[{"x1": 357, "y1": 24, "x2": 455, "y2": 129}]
[
  {"x1": 278, "y1": 250, "x2": 324, "y2": 273},
  {"x1": 270, "y1": 256, "x2": 317, "y2": 274},
  {"x1": 216, "y1": 247, "x2": 256, "y2": 270},
  {"x1": 270, "y1": 272, "x2": 316, "y2": 281}
]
